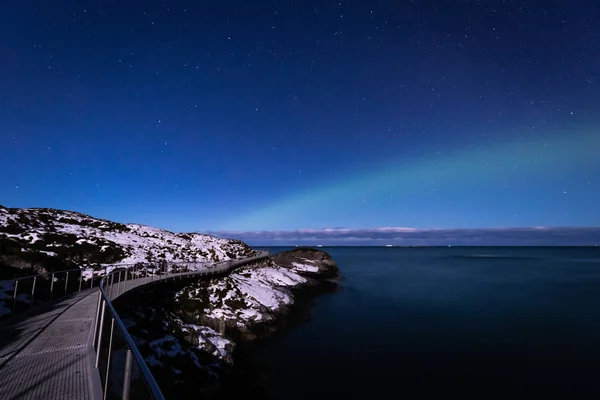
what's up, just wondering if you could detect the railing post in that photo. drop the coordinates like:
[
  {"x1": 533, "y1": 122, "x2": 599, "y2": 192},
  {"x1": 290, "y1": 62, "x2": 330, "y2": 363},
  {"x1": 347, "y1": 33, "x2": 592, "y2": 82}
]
[
  {"x1": 95, "y1": 300, "x2": 106, "y2": 368},
  {"x1": 50, "y1": 273, "x2": 55, "y2": 299},
  {"x1": 108, "y1": 273, "x2": 114, "y2": 300},
  {"x1": 127, "y1": 265, "x2": 135, "y2": 290},
  {"x1": 120, "y1": 269, "x2": 124, "y2": 295},
  {"x1": 65, "y1": 271, "x2": 69, "y2": 294},
  {"x1": 103, "y1": 318, "x2": 115, "y2": 400},
  {"x1": 112, "y1": 271, "x2": 117, "y2": 299},
  {"x1": 12, "y1": 280, "x2": 19, "y2": 314},
  {"x1": 122, "y1": 349, "x2": 133, "y2": 400},
  {"x1": 93, "y1": 290, "x2": 103, "y2": 348},
  {"x1": 30, "y1": 276, "x2": 37, "y2": 308},
  {"x1": 79, "y1": 273, "x2": 83, "y2": 292},
  {"x1": 114, "y1": 272, "x2": 118, "y2": 299},
  {"x1": 113, "y1": 270, "x2": 116, "y2": 297},
  {"x1": 118, "y1": 270, "x2": 123, "y2": 297}
]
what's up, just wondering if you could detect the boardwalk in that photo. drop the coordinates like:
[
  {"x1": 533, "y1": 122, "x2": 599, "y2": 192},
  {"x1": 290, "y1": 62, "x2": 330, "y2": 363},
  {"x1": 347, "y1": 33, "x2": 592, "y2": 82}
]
[
  {"x1": 0, "y1": 251, "x2": 270, "y2": 400},
  {"x1": 0, "y1": 289, "x2": 102, "y2": 400}
]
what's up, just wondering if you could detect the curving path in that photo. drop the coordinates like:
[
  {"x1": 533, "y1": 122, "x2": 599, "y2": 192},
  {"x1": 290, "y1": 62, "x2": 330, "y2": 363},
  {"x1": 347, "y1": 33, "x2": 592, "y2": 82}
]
[
  {"x1": 0, "y1": 251, "x2": 270, "y2": 400},
  {"x1": 0, "y1": 288, "x2": 101, "y2": 400}
]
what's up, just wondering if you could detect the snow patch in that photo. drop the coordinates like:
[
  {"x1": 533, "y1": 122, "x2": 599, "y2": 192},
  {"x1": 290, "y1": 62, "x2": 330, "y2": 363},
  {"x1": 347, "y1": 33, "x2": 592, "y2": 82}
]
[
  {"x1": 291, "y1": 262, "x2": 320, "y2": 273},
  {"x1": 180, "y1": 323, "x2": 234, "y2": 360},
  {"x1": 179, "y1": 264, "x2": 309, "y2": 330}
]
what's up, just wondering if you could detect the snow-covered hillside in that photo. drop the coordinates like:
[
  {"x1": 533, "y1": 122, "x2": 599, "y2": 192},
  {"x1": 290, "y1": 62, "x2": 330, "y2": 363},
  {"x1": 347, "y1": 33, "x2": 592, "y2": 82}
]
[
  {"x1": 176, "y1": 262, "x2": 310, "y2": 327},
  {"x1": 114, "y1": 248, "x2": 340, "y2": 396},
  {"x1": 0, "y1": 205, "x2": 256, "y2": 275},
  {"x1": 0, "y1": 205, "x2": 341, "y2": 396}
]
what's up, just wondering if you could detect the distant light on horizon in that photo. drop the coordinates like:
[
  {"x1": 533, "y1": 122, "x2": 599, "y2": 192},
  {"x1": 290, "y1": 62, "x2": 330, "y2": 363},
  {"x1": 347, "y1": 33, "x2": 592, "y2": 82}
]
[{"x1": 207, "y1": 227, "x2": 600, "y2": 247}]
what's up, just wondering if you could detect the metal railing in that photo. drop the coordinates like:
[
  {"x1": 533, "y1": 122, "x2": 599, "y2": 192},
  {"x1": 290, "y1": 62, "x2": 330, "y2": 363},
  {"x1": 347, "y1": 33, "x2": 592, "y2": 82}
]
[
  {"x1": 92, "y1": 250, "x2": 270, "y2": 400},
  {"x1": 0, "y1": 267, "x2": 98, "y2": 318}
]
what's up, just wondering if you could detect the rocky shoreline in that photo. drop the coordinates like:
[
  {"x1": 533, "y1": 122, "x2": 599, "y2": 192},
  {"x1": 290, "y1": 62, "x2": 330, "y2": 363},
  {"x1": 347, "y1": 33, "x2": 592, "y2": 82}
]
[
  {"x1": 114, "y1": 247, "x2": 340, "y2": 398},
  {"x1": 0, "y1": 206, "x2": 341, "y2": 396}
]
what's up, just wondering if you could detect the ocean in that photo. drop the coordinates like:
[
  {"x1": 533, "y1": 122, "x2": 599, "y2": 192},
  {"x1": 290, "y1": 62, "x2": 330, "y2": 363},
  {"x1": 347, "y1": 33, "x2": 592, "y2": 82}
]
[{"x1": 253, "y1": 246, "x2": 600, "y2": 398}]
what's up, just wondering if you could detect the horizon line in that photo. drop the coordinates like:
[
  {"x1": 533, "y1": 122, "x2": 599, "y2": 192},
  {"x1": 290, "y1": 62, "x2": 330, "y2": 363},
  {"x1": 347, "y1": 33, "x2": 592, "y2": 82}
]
[{"x1": 204, "y1": 226, "x2": 600, "y2": 234}]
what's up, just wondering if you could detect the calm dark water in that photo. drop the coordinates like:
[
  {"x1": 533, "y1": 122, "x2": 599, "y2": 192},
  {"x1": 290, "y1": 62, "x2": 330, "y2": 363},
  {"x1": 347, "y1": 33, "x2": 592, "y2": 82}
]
[{"x1": 257, "y1": 246, "x2": 600, "y2": 398}]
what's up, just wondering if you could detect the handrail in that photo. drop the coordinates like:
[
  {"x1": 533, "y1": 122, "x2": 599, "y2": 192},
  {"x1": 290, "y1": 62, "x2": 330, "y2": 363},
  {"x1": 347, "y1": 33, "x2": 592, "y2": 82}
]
[
  {"x1": 94, "y1": 250, "x2": 270, "y2": 400},
  {"x1": 0, "y1": 267, "x2": 83, "y2": 285},
  {"x1": 0, "y1": 256, "x2": 256, "y2": 319},
  {"x1": 97, "y1": 286, "x2": 165, "y2": 398},
  {"x1": 1, "y1": 267, "x2": 94, "y2": 318},
  {"x1": 0, "y1": 250, "x2": 271, "y2": 398}
]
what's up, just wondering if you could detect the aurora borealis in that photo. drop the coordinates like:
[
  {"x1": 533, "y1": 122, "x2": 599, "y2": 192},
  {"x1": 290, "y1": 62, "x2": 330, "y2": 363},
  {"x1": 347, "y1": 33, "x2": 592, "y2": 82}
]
[
  {"x1": 1, "y1": 1, "x2": 598, "y2": 242},
  {"x1": 221, "y1": 129, "x2": 599, "y2": 231}
]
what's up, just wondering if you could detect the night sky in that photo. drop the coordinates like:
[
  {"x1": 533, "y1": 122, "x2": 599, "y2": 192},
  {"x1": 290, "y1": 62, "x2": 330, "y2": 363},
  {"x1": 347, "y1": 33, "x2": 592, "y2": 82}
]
[{"x1": 1, "y1": 1, "x2": 599, "y2": 237}]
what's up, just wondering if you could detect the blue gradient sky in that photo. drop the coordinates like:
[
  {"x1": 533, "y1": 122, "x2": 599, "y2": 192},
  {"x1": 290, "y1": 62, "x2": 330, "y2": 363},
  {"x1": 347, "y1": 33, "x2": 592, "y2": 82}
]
[{"x1": 1, "y1": 1, "x2": 599, "y2": 236}]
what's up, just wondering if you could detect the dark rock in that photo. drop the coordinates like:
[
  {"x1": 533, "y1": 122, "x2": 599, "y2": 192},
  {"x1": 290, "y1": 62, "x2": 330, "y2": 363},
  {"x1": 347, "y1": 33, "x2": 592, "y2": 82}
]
[{"x1": 271, "y1": 247, "x2": 340, "y2": 279}]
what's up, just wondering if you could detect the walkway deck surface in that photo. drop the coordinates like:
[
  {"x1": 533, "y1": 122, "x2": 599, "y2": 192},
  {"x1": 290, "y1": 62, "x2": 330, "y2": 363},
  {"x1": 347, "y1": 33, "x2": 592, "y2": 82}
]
[
  {"x1": 0, "y1": 289, "x2": 102, "y2": 400},
  {"x1": 0, "y1": 273, "x2": 217, "y2": 400},
  {"x1": 0, "y1": 252, "x2": 270, "y2": 400}
]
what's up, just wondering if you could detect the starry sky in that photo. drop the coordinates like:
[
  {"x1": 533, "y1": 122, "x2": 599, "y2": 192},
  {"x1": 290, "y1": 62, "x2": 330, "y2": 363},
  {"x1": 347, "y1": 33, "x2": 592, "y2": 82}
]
[{"x1": 1, "y1": 1, "x2": 599, "y2": 240}]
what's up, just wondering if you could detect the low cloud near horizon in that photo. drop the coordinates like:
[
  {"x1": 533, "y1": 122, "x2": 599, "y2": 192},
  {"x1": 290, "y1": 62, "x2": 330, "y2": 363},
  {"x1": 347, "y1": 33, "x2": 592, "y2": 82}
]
[{"x1": 207, "y1": 227, "x2": 600, "y2": 246}]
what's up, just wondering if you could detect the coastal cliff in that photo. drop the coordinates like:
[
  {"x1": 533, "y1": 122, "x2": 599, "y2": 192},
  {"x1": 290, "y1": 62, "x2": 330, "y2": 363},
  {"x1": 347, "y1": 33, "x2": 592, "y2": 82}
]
[
  {"x1": 115, "y1": 247, "x2": 340, "y2": 397},
  {"x1": 0, "y1": 206, "x2": 340, "y2": 396}
]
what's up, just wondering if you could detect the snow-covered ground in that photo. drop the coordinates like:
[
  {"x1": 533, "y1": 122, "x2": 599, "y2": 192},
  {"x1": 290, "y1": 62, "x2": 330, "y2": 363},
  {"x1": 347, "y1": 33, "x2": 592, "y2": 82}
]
[
  {"x1": 176, "y1": 259, "x2": 325, "y2": 331},
  {"x1": 179, "y1": 322, "x2": 234, "y2": 360},
  {"x1": 291, "y1": 257, "x2": 321, "y2": 273},
  {"x1": 0, "y1": 206, "x2": 254, "y2": 268},
  {"x1": 121, "y1": 310, "x2": 235, "y2": 369},
  {"x1": 120, "y1": 258, "x2": 325, "y2": 370},
  {"x1": 0, "y1": 205, "x2": 259, "y2": 319}
]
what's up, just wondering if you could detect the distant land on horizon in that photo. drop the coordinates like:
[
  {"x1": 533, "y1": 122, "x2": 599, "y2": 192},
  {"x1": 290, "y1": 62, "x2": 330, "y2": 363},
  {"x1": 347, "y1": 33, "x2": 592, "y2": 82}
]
[
  {"x1": 255, "y1": 245, "x2": 600, "y2": 248},
  {"x1": 209, "y1": 226, "x2": 600, "y2": 247}
]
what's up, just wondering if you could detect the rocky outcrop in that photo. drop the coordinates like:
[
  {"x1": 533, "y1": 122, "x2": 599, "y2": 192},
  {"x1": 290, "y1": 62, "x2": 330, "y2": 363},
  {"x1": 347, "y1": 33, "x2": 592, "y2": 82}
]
[
  {"x1": 115, "y1": 248, "x2": 340, "y2": 397},
  {"x1": 151, "y1": 248, "x2": 340, "y2": 351},
  {"x1": 173, "y1": 249, "x2": 339, "y2": 343},
  {"x1": 272, "y1": 247, "x2": 340, "y2": 279}
]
